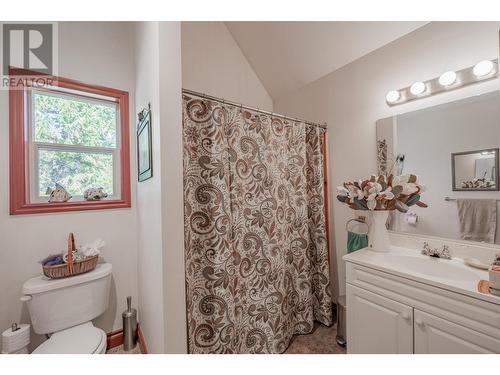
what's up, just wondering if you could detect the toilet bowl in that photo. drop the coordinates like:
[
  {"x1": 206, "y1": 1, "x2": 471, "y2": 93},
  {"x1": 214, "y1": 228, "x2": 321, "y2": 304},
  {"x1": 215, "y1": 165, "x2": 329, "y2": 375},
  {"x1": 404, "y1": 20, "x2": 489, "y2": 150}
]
[
  {"x1": 22, "y1": 263, "x2": 112, "y2": 354},
  {"x1": 32, "y1": 322, "x2": 107, "y2": 354}
]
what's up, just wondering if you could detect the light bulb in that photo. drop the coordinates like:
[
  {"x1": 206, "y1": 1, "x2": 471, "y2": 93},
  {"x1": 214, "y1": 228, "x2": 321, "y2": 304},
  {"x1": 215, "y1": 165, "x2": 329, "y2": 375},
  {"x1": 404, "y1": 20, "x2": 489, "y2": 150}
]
[
  {"x1": 438, "y1": 71, "x2": 457, "y2": 86},
  {"x1": 386, "y1": 90, "x2": 400, "y2": 103},
  {"x1": 410, "y1": 81, "x2": 426, "y2": 95},
  {"x1": 473, "y1": 60, "x2": 494, "y2": 77}
]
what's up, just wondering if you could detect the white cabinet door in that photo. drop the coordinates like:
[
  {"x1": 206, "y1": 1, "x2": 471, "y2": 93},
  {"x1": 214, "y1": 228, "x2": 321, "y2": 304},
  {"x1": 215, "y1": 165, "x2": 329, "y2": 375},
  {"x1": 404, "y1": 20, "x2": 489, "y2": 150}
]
[
  {"x1": 346, "y1": 284, "x2": 413, "y2": 354},
  {"x1": 414, "y1": 309, "x2": 500, "y2": 354}
]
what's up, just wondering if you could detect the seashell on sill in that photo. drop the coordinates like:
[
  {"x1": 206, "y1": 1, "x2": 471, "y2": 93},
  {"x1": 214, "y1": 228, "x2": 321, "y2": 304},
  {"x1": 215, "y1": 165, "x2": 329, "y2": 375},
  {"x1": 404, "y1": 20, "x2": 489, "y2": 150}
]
[
  {"x1": 46, "y1": 183, "x2": 72, "y2": 203},
  {"x1": 84, "y1": 187, "x2": 108, "y2": 201}
]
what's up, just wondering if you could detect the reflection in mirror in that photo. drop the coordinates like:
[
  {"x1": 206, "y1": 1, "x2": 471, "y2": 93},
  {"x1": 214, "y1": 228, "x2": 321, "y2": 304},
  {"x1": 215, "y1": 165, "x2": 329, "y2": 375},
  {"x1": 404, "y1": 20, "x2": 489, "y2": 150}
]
[
  {"x1": 452, "y1": 149, "x2": 498, "y2": 191},
  {"x1": 377, "y1": 91, "x2": 500, "y2": 245}
]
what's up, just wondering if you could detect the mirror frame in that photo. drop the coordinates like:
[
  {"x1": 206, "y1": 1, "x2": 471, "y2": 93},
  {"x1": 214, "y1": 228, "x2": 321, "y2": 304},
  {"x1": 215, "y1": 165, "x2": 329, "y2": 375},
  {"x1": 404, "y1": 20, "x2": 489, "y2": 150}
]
[{"x1": 451, "y1": 148, "x2": 499, "y2": 191}]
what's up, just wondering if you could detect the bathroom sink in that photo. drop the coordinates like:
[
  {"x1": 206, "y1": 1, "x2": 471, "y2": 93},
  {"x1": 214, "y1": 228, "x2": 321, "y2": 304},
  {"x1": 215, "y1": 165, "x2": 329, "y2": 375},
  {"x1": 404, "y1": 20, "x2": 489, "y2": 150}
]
[
  {"x1": 344, "y1": 246, "x2": 487, "y2": 294},
  {"x1": 383, "y1": 254, "x2": 480, "y2": 283}
]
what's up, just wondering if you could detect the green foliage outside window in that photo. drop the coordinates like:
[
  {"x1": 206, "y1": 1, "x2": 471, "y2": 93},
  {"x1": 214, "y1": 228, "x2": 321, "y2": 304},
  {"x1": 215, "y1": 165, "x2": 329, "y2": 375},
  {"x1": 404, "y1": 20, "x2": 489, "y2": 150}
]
[
  {"x1": 33, "y1": 91, "x2": 117, "y2": 197},
  {"x1": 38, "y1": 150, "x2": 113, "y2": 197}
]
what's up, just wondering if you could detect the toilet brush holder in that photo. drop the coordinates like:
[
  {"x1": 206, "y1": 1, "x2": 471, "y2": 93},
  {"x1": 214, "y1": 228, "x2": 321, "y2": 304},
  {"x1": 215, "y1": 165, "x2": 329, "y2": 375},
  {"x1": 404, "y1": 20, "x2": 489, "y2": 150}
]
[{"x1": 122, "y1": 296, "x2": 137, "y2": 351}]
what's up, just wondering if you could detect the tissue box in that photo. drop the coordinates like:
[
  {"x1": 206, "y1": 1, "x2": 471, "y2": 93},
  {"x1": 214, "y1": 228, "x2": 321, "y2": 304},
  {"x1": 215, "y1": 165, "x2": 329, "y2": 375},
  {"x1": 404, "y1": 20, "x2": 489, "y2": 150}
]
[{"x1": 489, "y1": 265, "x2": 500, "y2": 291}]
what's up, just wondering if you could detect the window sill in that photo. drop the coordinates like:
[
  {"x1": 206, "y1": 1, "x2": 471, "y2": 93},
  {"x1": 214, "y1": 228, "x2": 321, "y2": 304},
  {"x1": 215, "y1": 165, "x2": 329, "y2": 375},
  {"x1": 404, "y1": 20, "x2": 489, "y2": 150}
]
[{"x1": 10, "y1": 199, "x2": 131, "y2": 215}]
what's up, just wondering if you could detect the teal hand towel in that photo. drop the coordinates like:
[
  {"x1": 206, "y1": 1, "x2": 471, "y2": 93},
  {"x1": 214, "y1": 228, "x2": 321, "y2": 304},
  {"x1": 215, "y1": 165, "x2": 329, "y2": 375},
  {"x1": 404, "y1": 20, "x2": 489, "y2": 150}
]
[{"x1": 347, "y1": 231, "x2": 368, "y2": 253}]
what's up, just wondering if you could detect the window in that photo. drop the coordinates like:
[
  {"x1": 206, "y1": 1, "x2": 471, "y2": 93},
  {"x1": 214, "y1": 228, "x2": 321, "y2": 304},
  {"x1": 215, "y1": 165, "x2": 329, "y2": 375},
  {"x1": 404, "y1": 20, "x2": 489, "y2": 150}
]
[
  {"x1": 31, "y1": 89, "x2": 119, "y2": 201},
  {"x1": 9, "y1": 68, "x2": 131, "y2": 214}
]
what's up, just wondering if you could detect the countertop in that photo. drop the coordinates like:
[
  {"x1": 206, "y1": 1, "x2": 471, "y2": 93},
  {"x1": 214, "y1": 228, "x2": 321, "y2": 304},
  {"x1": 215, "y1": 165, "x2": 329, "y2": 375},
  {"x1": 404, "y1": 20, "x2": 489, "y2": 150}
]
[{"x1": 344, "y1": 246, "x2": 500, "y2": 306}]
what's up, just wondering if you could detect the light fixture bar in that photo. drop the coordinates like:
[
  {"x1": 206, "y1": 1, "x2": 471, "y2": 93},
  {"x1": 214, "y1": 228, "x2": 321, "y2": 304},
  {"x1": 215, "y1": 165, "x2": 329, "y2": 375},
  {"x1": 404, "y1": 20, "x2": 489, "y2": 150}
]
[{"x1": 386, "y1": 59, "x2": 499, "y2": 107}]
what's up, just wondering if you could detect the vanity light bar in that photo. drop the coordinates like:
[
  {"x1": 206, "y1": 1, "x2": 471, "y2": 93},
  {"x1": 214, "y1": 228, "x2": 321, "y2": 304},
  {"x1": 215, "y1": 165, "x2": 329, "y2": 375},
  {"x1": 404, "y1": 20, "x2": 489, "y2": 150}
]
[{"x1": 386, "y1": 59, "x2": 499, "y2": 106}]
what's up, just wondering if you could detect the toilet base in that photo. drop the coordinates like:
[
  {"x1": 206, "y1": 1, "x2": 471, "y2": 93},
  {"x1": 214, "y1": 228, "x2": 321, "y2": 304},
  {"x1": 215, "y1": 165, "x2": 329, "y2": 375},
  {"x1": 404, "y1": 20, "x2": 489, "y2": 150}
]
[{"x1": 32, "y1": 322, "x2": 107, "y2": 354}]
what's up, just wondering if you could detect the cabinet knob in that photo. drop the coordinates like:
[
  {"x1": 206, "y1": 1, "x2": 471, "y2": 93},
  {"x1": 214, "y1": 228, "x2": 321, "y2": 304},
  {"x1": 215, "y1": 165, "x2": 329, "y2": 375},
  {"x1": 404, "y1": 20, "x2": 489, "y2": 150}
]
[
  {"x1": 415, "y1": 318, "x2": 424, "y2": 327},
  {"x1": 401, "y1": 312, "x2": 411, "y2": 320}
]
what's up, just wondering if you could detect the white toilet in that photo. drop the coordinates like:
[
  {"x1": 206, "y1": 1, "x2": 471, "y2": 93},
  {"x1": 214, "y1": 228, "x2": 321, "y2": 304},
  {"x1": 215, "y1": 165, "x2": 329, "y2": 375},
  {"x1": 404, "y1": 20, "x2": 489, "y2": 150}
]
[{"x1": 21, "y1": 263, "x2": 112, "y2": 354}]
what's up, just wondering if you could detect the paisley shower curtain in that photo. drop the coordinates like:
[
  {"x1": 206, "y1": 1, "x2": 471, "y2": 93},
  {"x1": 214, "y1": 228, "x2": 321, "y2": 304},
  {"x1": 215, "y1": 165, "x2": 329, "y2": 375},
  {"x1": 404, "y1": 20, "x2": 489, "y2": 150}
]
[{"x1": 182, "y1": 94, "x2": 332, "y2": 354}]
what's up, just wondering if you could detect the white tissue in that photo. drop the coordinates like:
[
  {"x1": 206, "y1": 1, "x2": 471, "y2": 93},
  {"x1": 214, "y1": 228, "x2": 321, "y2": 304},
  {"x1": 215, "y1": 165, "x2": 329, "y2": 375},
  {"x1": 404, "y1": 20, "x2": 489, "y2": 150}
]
[
  {"x1": 2, "y1": 324, "x2": 30, "y2": 354},
  {"x1": 79, "y1": 238, "x2": 105, "y2": 257},
  {"x1": 405, "y1": 212, "x2": 418, "y2": 226}
]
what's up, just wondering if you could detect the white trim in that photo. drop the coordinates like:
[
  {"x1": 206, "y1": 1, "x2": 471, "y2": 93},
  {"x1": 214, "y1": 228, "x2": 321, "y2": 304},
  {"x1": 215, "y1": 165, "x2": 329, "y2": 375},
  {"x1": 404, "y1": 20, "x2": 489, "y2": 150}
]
[{"x1": 33, "y1": 141, "x2": 116, "y2": 153}]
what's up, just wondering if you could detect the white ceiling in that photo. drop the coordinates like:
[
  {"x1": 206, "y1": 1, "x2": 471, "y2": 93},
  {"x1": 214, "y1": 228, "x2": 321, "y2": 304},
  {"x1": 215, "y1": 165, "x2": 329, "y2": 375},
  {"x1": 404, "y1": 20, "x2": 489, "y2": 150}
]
[{"x1": 225, "y1": 22, "x2": 428, "y2": 100}]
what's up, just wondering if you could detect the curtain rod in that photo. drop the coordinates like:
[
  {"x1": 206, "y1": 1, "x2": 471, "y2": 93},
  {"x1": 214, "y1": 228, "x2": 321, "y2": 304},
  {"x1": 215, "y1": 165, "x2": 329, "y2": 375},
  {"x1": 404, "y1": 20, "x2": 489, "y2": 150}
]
[{"x1": 182, "y1": 88, "x2": 327, "y2": 130}]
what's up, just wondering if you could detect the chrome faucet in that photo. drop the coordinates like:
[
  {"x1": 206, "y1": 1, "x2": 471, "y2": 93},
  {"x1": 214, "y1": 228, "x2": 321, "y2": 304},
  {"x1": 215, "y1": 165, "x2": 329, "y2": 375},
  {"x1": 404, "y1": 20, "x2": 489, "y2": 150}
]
[{"x1": 421, "y1": 242, "x2": 451, "y2": 259}]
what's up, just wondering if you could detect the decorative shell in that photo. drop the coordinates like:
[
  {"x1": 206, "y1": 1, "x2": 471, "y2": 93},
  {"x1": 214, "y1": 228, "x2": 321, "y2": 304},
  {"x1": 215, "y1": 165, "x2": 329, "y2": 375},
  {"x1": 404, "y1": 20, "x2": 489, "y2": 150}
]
[
  {"x1": 337, "y1": 174, "x2": 427, "y2": 213},
  {"x1": 63, "y1": 249, "x2": 85, "y2": 263},
  {"x1": 84, "y1": 187, "x2": 108, "y2": 201},
  {"x1": 46, "y1": 183, "x2": 72, "y2": 203}
]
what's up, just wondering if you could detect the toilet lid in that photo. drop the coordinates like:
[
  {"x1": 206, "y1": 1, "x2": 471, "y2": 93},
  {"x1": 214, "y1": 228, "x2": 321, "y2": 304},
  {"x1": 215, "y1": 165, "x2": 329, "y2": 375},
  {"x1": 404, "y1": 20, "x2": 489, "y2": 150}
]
[{"x1": 33, "y1": 323, "x2": 105, "y2": 354}]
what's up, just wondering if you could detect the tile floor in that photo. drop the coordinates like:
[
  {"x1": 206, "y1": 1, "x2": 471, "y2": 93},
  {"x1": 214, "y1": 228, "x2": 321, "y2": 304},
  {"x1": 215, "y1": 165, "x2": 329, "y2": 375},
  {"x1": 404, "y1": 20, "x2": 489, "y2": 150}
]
[
  {"x1": 285, "y1": 322, "x2": 346, "y2": 354},
  {"x1": 106, "y1": 344, "x2": 142, "y2": 354}
]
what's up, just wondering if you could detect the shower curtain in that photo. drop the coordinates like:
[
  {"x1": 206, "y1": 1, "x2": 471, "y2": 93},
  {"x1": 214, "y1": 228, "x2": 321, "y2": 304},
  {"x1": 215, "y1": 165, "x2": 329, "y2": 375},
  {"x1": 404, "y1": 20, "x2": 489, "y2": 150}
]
[{"x1": 182, "y1": 94, "x2": 332, "y2": 354}]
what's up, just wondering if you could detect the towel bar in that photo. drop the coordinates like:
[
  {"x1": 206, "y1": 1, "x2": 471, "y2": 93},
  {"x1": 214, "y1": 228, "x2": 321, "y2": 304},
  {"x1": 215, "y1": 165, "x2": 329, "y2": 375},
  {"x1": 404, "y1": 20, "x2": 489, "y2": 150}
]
[{"x1": 444, "y1": 196, "x2": 500, "y2": 202}]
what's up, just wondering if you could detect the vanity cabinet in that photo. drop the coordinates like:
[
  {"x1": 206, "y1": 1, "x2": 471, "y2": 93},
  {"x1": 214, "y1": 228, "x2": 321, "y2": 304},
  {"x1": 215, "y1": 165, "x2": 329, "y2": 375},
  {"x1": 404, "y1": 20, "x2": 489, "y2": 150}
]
[
  {"x1": 346, "y1": 284, "x2": 413, "y2": 353},
  {"x1": 414, "y1": 309, "x2": 500, "y2": 353},
  {"x1": 345, "y1": 261, "x2": 500, "y2": 354}
]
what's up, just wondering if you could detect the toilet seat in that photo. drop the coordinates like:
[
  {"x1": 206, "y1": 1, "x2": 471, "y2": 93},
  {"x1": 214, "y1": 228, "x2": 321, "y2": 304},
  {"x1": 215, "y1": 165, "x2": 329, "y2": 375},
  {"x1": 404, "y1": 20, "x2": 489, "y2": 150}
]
[{"x1": 33, "y1": 322, "x2": 107, "y2": 354}]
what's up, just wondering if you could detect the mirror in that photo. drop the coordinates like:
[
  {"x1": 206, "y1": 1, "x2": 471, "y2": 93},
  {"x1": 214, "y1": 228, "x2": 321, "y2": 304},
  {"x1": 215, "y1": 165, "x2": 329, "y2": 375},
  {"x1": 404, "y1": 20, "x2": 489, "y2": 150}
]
[
  {"x1": 377, "y1": 91, "x2": 500, "y2": 245},
  {"x1": 452, "y1": 148, "x2": 498, "y2": 191}
]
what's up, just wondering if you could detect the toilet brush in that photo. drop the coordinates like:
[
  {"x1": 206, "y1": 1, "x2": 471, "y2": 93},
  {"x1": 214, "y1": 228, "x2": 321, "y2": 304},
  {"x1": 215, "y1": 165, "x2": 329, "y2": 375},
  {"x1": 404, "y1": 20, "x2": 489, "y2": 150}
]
[{"x1": 122, "y1": 296, "x2": 137, "y2": 351}]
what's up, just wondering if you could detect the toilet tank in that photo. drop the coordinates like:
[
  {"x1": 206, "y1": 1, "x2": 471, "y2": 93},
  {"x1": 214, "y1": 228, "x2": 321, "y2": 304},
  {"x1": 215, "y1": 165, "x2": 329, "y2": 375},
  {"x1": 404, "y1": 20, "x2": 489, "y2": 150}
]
[{"x1": 22, "y1": 263, "x2": 112, "y2": 334}]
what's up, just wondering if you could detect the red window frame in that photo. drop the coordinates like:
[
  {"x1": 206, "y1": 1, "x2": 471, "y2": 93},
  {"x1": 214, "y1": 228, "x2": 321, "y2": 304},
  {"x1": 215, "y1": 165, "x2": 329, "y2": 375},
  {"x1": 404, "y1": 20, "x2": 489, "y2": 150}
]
[{"x1": 9, "y1": 68, "x2": 131, "y2": 215}]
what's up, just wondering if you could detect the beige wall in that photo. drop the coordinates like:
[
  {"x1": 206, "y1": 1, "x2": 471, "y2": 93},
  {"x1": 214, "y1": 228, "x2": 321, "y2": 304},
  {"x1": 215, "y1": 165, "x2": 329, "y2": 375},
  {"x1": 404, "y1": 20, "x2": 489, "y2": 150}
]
[
  {"x1": 134, "y1": 21, "x2": 187, "y2": 353},
  {"x1": 0, "y1": 22, "x2": 138, "y2": 352},
  {"x1": 134, "y1": 21, "x2": 165, "y2": 354},
  {"x1": 181, "y1": 21, "x2": 273, "y2": 111},
  {"x1": 275, "y1": 22, "x2": 500, "y2": 298},
  {"x1": 158, "y1": 21, "x2": 187, "y2": 354}
]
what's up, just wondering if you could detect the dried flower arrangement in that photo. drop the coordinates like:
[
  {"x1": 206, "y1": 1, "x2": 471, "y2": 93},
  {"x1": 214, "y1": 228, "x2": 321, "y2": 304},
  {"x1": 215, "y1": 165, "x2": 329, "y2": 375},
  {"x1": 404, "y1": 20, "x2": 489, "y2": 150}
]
[
  {"x1": 337, "y1": 174, "x2": 428, "y2": 212},
  {"x1": 461, "y1": 178, "x2": 495, "y2": 189}
]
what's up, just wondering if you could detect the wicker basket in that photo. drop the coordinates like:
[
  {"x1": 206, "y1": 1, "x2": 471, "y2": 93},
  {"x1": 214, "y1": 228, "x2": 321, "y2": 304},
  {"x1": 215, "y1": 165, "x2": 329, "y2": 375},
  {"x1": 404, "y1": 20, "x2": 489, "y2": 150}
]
[{"x1": 42, "y1": 233, "x2": 98, "y2": 279}]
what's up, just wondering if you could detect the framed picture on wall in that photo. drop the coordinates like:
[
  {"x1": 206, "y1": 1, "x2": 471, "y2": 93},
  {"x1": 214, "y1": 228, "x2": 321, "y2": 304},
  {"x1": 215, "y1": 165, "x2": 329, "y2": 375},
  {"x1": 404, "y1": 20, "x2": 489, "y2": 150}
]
[{"x1": 137, "y1": 104, "x2": 153, "y2": 182}]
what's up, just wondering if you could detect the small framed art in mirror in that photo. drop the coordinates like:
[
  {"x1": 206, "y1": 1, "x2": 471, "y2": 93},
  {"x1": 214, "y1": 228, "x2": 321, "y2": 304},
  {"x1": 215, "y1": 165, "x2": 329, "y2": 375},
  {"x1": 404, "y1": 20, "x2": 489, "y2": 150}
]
[{"x1": 451, "y1": 148, "x2": 499, "y2": 191}]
